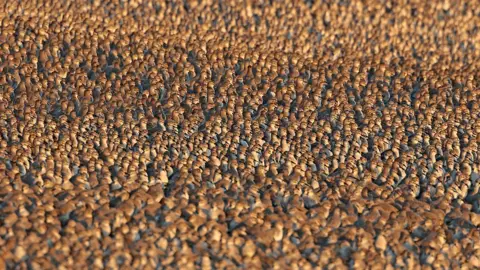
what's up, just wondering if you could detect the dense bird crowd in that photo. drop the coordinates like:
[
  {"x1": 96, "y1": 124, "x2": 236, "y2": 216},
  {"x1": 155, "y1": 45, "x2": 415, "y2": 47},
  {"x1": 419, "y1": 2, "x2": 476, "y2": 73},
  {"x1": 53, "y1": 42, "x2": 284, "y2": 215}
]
[{"x1": 1, "y1": 0, "x2": 480, "y2": 268}]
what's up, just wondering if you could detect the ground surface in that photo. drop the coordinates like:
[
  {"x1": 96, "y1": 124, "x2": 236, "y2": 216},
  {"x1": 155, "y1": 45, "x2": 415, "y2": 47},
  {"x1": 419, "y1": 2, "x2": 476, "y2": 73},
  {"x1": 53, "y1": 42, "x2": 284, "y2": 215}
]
[{"x1": 0, "y1": 0, "x2": 480, "y2": 269}]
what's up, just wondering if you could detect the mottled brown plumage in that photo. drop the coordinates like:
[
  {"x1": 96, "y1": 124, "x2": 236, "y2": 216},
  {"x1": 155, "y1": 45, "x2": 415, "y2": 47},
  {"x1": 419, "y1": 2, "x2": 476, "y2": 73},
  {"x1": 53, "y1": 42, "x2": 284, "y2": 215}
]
[{"x1": 1, "y1": 0, "x2": 480, "y2": 268}]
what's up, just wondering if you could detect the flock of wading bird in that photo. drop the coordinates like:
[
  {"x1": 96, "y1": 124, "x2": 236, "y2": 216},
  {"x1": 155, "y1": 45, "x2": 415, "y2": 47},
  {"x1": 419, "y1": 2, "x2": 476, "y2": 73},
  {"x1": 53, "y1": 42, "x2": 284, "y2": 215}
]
[{"x1": 1, "y1": 0, "x2": 480, "y2": 269}]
